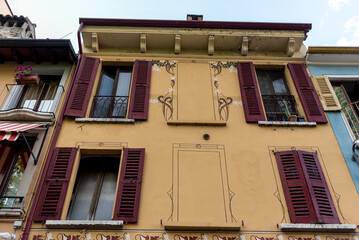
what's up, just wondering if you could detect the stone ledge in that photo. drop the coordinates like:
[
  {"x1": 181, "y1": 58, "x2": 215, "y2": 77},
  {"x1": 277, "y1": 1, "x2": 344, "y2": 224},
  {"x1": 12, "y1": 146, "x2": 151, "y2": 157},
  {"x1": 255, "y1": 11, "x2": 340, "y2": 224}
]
[
  {"x1": 258, "y1": 121, "x2": 317, "y2": 127},
  {"x1": 167, "y1": 120, "x2": 226, "y2": 126},
  {"x1": 45, "y1": 220, "x2": 124, "y2": 229},
  {"x1": 0, "y1": 109, "x2": 54, "y2": 122},
  {"x1": 280, "y1": 223, "x2": 357, "y2": 232},
  {"x1": 0, "y1": 209, "x2": 22, "y2": 218},
  {"x1": 164, "y1": 222, "x2": 240, "y2": 231},
  {"x1": 75, "y1": 118, "x2": 135, "y2": 123}
]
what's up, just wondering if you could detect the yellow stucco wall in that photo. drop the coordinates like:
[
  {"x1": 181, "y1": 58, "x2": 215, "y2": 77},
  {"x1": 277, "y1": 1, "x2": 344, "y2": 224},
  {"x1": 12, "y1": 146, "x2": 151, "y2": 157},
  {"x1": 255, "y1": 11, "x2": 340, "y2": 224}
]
[{"x1": 26, "y1": 54, "x2": 359, "y2": 240}]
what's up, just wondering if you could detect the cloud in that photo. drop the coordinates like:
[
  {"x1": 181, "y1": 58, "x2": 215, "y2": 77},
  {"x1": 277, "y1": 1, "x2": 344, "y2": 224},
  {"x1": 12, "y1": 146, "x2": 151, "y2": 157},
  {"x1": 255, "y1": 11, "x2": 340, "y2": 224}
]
[
  {"x1": 337, "y1": 16, "x2": 359, "y2": 46},
  {"x1": 328, "y1": 0, "x2": 350, "y2": 10},
  {"x1": 337, "y1": 37, "x2": 359, "y2": 46}
]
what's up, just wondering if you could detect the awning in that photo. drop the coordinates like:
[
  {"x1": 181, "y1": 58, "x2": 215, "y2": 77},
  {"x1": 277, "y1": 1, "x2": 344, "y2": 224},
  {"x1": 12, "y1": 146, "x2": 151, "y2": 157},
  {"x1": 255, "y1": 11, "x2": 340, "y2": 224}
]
[{"x1": 0, "y1": 122, "x2": 43, "y2": 141}]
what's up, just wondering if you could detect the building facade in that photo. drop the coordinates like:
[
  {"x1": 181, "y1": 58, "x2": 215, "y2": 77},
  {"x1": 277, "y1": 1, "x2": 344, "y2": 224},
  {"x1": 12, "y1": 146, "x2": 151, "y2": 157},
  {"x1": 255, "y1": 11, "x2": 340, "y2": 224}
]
[
  {"x1": 0, "y1": 39, "x2": 76, "y2": 239},
  {"x1": 21, "y1": 17, "x2": 359, "y2": 240},
  {"x1": 307, "y1": 47, "x2": 359, "y2": 193}
]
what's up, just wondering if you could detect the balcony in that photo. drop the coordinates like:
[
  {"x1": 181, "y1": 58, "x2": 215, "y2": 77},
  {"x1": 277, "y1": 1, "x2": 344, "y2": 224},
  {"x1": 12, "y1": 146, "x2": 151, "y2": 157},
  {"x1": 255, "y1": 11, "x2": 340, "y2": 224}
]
[
  {"x1": 0, "y1": 83, "x2": 62, "y2": 122},
  {"x1": 341, "y1": 101, "x2": 359, "y2": 140},
  {"x1": 262, "y1": 95, "x2": 299, "y2": 121},
  {"x1": 91, "y1": 96, "x2": 129, "y2": 118}
]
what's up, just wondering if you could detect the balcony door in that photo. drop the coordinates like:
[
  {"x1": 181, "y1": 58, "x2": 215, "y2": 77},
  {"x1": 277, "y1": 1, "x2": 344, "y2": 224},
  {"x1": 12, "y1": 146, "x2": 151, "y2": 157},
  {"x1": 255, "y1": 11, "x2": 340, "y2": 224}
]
[{"x1": 92, "y1": 66, "x2": 132, "y2": 118}]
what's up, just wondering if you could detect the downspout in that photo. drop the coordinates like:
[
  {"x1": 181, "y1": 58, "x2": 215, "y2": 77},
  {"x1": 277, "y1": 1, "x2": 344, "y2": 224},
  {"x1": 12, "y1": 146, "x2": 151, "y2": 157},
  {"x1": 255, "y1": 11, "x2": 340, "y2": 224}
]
[
  {"x1": 21, "y1": 56, "x2": 82, "y2": 240},
  {"x1": 78, "y1": 22, "x2": 84, "y2": 55}
]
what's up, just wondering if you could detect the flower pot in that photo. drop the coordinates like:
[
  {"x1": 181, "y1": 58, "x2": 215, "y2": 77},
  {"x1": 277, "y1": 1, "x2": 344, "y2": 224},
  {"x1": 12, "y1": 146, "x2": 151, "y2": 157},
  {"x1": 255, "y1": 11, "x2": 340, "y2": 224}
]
[
  {"x1": 288, "y1": 115, "x2": 297, "y2": 122},
  {"x1": 16, "y1": 74, "x2": 40, "y2": 85}
]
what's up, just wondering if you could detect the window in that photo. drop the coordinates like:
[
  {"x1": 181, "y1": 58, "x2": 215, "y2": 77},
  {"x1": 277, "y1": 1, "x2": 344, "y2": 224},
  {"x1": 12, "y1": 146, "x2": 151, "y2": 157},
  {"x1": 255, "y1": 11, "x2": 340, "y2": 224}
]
[
  {"x1": 332, "y1": 82, "x2": 359, "y2": 139},
  {"x1": 91, "y1": 66, "x2": 132, "y2": 118},
  {"x1": 256, "y1": 69, "x2": 298, "y2": 121},
  {"x1": 275, "y1": 150, "x2": 339, "y2": 224},
  {"x1": 65, "y1": 56, "x2": 152, "y2": 120},
  {"x1": 237, "y1": 62, "x2": 327, "y2": 123},
  {"x1": 0, "y1": 141, "x2": 33, "y2": 209},
  {"x1": 67, "y1": 156, "x2": 120, "y2": 220},
  {"x1": 15, "y1": 75, "x2": 61, "y2": 113},
  {"x1": 0, "y1": 67, "x2": 71, "y2": 122},
  {"x1": 35, "y1": 148, "x2": 145, "y2": 223}
]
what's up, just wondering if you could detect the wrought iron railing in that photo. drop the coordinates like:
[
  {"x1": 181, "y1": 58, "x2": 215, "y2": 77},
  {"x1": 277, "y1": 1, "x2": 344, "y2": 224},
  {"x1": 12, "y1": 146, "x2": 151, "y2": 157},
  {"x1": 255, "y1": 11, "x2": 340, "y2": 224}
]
[
  {"x1": 0, "y1": 83, "x2": 61, "y2": 114},
  {"x1": 341, "y1": 101, "x2": 359, "y2": 140},
  {"x1": 261, "y1": 95, "x2": 298, "y2": 121},
  {"x1": 0, "y1": 196, "x2": 24, "y2": 209},
  {"x1": 91, "y1": 96, "x2": 129, "y2": 118}
]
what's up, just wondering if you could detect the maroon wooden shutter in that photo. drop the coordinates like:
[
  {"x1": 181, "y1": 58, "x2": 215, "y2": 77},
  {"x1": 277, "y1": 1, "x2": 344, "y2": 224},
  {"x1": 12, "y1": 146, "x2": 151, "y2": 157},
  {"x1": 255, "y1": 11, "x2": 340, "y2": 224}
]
[
  {"x1": 275, "y1": 151, "x2": 317, "y2": 223},
  {"x1": 65, "y1": 56, "x2": 100, "y2": 117},
  {"x1": 288, "y1": 63, "x2": 327, "y2": 123},
  {"x1": 237, "y1": 62, "x2": 265, "y2": 122},
  {"x1": 113, "y1": 148, "x2": 145, "y2": 222},
  {"x1": 128, "y1": 61, "x2": 152, "y2": 120},
  {"x1": 34, "y1": 148, "x2": 77, "y2": 221},
  {"x1": 297, "y1": 151, "x2": 340, "y2": 224}
]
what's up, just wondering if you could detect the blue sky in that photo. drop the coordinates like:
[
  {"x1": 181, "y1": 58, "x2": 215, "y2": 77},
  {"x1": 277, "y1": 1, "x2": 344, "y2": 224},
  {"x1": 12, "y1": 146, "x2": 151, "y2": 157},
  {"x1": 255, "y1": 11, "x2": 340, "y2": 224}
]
[{"x1": 7, "y1": 0, "x2": 359, "y2": 52}]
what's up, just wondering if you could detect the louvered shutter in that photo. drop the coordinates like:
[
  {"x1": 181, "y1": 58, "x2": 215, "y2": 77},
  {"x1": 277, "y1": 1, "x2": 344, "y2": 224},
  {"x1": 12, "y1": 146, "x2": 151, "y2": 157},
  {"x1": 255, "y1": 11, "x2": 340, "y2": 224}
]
[
  {"x1": 65, "y1": 56, "x2": 100, "y2": 117},
  {"x1": 128, "y1": 61, "x2": 152, "y2": 120},
  {"x1": 34, "y1": 148, "x2": 77, "y2": 221},
  {"x1": 312, "y1": 76, "x2": 341, "y2": 111},
  {"x1": 113, "y1": 148, "x2": 145, "y2": 222},
  {"x1": 237, "y1": 62, "x2": 265, "y2": 122},
  {"x1": 288, "y1": 64, "x2": 327, "y2": 123},
  {"x1": 275, "y1": 151, "x2": 317, "y2": 223},
  {"x1": 297, "y1": 151, "x2": 340, "y2": 224}
]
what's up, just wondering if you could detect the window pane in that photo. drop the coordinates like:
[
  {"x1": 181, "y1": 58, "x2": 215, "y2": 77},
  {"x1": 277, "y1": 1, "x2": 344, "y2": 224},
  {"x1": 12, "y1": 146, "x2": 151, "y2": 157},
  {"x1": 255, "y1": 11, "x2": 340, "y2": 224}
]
[
  {"x1": 93, "y1": 67, "x2": 116, "y2": 118},
  {"x1": 94, "y1": 158, "x2": 120, "y2": 220},
  {"x1": 112, "y1": 68, "x2": 131, "y2": 117},
  {"x1": 67, "y1": 164, "x2": 98, "y2": 220},
  {"x1": 38, "y1": 78, "x2": 61, "y2": 112}
]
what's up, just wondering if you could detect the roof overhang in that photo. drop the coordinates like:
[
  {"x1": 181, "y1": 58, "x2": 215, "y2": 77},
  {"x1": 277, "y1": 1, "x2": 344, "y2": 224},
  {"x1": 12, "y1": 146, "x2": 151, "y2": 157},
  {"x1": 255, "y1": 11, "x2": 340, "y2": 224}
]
[
  {"x1": 0, "y1": 39, "x2": 77, "y2": 64},
  {"x1": 307, "y1": 46, "x2": 359, "y2": 64},
  {"x1": 79, "y1": 18, "x2": 311, "y2": 57}
]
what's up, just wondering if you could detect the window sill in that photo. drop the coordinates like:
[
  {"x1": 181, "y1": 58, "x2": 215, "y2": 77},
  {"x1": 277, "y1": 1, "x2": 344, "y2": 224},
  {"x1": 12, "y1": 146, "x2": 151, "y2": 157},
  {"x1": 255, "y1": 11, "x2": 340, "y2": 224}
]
[
  {"x1": 0, "y1": 109, "x2": 54, "y2": 122},
  {"x1": 258, "y1": 121, "x2": 316, "y2": 127},
  {"x1": 45, "y1": 220, "x2": 124, "y2": 229},
  {"x1": 167, "y1": 120, "x2": 226, "y2": 126},
  {"x1": 0, "y1": 209, "x2": 22, "y2": 218},
  {"x1": 280, "y1": 223, "x2": 357, "y2": 232},
  {"x1": 164, "y1": 222, "x2": 240, "y2": 231},
  {"x1": 75, "y1": 118, "x2": 135, "y2": 123}
]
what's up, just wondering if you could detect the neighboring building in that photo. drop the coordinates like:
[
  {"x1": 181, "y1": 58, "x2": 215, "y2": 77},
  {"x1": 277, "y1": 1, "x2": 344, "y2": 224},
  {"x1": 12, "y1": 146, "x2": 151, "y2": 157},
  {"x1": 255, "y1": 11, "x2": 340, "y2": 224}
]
[
  {"x1": 307, "y1": 47, "x2": 359, "y2": 193},
  {"x1": 0, "y1": 15, "x2": 36, "y2": 39},
  {"x1": 23, "y1": 16, "x2": 358, "y2": 240},
  {"x1": 0, "y1": 39, "x2": 76, "y2": 239}
]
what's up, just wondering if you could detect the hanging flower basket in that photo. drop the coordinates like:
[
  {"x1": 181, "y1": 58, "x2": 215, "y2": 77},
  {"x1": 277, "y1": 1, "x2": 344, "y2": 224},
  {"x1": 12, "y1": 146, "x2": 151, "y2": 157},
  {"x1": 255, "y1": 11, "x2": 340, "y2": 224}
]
[{"x1": 14, "y1": 66, "x2": 40, "y2": 85}]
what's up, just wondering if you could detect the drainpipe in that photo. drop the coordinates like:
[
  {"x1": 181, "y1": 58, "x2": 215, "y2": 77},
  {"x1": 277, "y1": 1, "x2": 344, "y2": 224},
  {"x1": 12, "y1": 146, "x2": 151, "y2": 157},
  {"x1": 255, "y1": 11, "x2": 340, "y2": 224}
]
[
  {"x1": 78, "y1": 22, "x2": 84, "y2": 55},
  {"x1": 21, "y1": 56, "x2": 82, "y2": 240}
]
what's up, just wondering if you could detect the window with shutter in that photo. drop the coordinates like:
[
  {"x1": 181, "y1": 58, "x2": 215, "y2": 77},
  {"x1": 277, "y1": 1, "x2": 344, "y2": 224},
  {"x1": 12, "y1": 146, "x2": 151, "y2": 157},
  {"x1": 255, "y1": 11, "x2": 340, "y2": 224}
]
[
  {"x1": 35, "y1": 147, "x2": 77, "y2": 221},
  {"x1": 237, "y1": 62, "x2": 327, "y2": 123},
  {"x1": 288, "y1": 64, "x2": 327, "y2": 123},
  {"x1": 0, "y1": 142, "x2": 33, "y2": 209},
  {"x1": 65, "y1": 148, "x2": 145, "y2": 222},
  {"x1": 275, "y1": 150, "x2": 339, "y2": 224},
  {"x1": 89, "y1": 60, "x2": 152, "y2": 120}
]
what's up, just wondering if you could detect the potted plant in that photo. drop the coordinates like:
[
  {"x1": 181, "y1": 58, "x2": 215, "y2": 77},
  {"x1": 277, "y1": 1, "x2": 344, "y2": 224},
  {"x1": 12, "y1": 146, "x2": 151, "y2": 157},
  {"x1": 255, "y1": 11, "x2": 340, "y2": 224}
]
[
  {"x1": 282, "y1": 99, "x2": 297, "y2": 122},
  {"x1": 14, "y1": 66, "x2": 40, "y2": 85}
]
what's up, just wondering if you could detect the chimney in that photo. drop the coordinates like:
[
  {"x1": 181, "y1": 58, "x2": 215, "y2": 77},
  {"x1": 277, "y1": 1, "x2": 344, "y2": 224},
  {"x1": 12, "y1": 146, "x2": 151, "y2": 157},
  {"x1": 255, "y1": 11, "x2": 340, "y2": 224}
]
[{"x1": 187, "y1": 14, "x2": 203, "y2": 21}]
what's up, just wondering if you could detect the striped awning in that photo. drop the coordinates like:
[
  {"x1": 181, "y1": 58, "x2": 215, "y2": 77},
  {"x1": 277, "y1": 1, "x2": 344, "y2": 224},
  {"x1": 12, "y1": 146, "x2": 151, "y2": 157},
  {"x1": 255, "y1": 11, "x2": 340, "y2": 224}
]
[{"x1": 0, "y1": 122, "x2": 43, "y2": 141}]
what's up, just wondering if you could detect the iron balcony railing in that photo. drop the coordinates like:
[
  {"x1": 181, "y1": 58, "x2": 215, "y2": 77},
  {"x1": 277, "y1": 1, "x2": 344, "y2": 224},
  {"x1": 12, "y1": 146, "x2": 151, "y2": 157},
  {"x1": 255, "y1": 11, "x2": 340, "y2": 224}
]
[
  {"x1": 91, "y1": 96, "x2": 129, "y2": 118},
  {"x1": 0, "y1": 83, "x2": 62, "y2": 115},
  {"x1": 0, "y1": 196, "x2": 24, "y2": 209},
  {"x1": 341, "y1": 101, "x2": 359, "y2": 140},
  {"x1": 261, "y1": 95, "x2": 298, "y2": 121}
]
